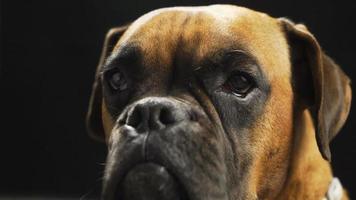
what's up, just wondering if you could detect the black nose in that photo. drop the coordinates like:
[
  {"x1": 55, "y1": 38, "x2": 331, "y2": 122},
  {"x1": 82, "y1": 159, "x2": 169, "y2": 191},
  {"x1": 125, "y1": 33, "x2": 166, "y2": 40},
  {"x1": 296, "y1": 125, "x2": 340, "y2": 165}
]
[{"x1": 122, "y1": 98, "x2": 189, "y2": 132}]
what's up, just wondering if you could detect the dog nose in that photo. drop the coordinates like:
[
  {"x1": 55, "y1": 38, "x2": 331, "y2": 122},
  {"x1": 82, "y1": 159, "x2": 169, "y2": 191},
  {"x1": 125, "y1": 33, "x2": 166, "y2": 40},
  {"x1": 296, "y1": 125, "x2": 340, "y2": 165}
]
[{"x1": 123, "y1": 98, "x2": 189, "y2": 132}]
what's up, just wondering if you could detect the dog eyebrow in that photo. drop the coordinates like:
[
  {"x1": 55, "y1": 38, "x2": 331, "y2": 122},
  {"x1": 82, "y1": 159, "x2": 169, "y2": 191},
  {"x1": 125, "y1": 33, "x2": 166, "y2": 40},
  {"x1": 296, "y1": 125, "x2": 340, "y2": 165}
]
[
  {"x1": 227, "y1": 49, "x2": 261, "y2": 75},
  {"x1": 102, "y1": 44, "x2": 141, "y2": 71},
  {"x1": 230, "y1": 49, "x2": 248, "y2": 55},
  {"x1": 226, "y1": 49, "x2": 259, "y2": 65},
  {"x1": 201, "y1": 48, "x2": 261, "y2": 75}
]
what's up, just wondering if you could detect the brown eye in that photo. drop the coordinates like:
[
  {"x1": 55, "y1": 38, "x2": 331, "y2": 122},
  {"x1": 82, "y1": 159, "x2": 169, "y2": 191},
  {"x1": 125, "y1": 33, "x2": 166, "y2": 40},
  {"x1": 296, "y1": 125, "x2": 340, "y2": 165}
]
[
  {"x1": 224, "y1": 73, "x2": 254, "y2": 97},
  {"x1": 108, "y1": 70, "x2": 128, "y2": 91}
]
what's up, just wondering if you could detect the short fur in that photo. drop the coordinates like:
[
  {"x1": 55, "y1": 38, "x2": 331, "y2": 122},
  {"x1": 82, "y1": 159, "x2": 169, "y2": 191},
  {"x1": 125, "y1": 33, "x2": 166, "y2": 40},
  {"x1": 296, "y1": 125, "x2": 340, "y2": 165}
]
[{"x1": 86, "y1": 5, "x2": 351, "y2": 200}]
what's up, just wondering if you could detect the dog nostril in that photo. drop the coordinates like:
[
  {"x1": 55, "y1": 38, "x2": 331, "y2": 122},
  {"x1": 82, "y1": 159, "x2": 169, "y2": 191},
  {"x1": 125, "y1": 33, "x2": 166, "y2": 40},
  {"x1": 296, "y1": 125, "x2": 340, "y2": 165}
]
[
  {"x1": 126, "y1": 106, "x2": 144, "y2": 128},
  {"x1": 159, "y1": 107, "x2": 176, "y2": 125},
  {"x1": 123, "y1": 99, "x2": 188, "y2": 132}
]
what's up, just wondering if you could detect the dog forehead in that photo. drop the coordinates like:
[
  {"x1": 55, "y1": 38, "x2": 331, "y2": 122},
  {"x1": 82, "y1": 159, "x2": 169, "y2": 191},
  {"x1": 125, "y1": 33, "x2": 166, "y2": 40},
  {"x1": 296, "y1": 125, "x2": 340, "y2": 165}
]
[{"x1": 115, "y1": 5, "x2": 290, "y2": 80}]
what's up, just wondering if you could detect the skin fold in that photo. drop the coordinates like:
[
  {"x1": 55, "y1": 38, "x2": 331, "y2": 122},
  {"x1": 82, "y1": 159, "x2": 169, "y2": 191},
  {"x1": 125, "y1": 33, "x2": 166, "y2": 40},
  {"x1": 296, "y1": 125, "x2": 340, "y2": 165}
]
[{"x1": 86, "y1": 5, "x2": 351, "y2": 200}]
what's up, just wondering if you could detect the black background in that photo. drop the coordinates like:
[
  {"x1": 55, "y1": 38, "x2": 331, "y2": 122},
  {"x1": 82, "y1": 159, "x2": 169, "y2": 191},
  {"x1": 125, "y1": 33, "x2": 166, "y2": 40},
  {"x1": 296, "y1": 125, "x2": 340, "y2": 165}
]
[{"x1": 1, "y1": 0, "x2": 356, "y2": 199}]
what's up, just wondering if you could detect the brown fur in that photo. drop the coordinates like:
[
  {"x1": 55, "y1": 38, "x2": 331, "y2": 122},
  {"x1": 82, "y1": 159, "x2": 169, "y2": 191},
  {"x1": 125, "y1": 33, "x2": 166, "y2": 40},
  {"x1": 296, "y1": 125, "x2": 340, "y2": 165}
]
[{"x1": 87, "y1": 5, "x2": 351, "y2": 199}]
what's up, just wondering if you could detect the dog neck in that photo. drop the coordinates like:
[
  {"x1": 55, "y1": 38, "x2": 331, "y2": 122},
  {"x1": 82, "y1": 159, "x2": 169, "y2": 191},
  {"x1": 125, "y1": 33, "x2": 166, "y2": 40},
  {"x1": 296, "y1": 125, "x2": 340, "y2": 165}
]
[{"x1": 276, "y1": 109, "x2": 347, "y2": 200}]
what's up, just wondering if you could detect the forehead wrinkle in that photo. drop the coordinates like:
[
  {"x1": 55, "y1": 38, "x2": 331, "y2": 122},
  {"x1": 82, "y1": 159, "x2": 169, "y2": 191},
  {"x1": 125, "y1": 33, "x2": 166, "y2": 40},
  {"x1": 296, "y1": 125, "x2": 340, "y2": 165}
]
[
  {"x1": 113, "y1": 5, "x2": 290, "y2": 84},
  {"x1": 116, "y1": 6, "x2": 244, "y2": 64},
  {"x1": 197, "y1": 48, "x2": 261, "y2": 74},
  {"x1": 122, "y1": 12, "x2": 194, "y2": 72}
]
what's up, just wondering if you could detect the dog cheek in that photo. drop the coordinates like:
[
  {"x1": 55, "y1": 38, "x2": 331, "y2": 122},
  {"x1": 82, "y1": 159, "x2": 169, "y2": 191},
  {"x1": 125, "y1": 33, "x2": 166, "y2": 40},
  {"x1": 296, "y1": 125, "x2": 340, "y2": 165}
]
[{"x1": 248, "y1": 82, "x2": 294, "y2": 198}]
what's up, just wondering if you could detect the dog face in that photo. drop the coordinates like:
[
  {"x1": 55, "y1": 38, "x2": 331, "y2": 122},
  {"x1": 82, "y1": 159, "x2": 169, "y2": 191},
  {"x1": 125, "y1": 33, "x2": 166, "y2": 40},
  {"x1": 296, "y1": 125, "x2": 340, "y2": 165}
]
[{"x1": 87, "y1": 5, "x2": 351, "y2": 200}]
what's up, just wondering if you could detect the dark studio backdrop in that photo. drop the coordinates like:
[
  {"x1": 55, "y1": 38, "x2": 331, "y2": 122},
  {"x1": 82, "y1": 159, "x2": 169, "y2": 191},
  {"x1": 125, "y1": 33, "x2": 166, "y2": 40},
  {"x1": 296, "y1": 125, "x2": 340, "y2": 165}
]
[{"x1": 1, "y1": 0, "x2": 356, "y2": 198}]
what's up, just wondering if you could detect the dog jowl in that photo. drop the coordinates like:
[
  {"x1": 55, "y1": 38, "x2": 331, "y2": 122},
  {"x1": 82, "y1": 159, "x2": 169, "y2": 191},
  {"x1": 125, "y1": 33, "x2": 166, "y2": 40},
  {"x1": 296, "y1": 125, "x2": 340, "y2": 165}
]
[{"x1": 86, "y1": 5, "x2": 352, "y2": 200}]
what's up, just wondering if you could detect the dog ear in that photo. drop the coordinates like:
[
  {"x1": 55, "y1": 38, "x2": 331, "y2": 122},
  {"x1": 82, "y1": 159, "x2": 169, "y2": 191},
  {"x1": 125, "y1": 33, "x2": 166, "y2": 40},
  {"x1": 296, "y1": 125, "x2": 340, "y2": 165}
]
[
  {"x1": 279, "y1": 18, "x2": 352, "y2": 161},
  {"x1": 86, "y1": 25, "x2": 129, "y2": 142}
]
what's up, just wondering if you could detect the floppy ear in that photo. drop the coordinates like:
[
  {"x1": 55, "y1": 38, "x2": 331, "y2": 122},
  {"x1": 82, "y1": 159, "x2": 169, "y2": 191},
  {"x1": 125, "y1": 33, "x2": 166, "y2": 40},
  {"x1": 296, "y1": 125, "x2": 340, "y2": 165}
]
[
  {"x1": 86, "y1": 25, "x2": 129, "y2": 142},
  {"x1": 279, "y1": 18, "x2": 352, "y2": 161}
]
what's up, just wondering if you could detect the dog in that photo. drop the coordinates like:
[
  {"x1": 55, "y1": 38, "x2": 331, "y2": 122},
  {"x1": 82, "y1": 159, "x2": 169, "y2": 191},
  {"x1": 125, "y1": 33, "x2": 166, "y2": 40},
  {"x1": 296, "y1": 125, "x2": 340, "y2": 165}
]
[{"x1": 86, "y1": 5, "x2": 352, "y2": 200}]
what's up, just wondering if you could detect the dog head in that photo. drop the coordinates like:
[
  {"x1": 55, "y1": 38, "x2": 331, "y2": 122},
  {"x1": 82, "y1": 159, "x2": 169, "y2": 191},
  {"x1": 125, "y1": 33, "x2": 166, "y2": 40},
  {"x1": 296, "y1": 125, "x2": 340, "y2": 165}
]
[{"x1": 86, "y1": 5, "x2": 351, "y2": 200}]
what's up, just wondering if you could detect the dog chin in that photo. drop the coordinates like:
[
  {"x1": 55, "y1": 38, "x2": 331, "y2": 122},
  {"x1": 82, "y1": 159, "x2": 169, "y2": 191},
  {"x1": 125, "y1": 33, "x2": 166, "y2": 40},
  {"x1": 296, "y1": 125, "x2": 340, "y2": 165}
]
[{"x1": 115, "y1": 162, "x2": 189, "y2": 200}]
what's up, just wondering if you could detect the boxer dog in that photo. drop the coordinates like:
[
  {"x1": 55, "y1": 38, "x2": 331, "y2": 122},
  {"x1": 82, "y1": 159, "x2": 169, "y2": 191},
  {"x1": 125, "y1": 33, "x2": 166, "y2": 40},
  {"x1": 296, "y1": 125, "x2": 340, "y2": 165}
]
[{"x1": 86, "y1": 5, "x2": 351, "y2": 200}]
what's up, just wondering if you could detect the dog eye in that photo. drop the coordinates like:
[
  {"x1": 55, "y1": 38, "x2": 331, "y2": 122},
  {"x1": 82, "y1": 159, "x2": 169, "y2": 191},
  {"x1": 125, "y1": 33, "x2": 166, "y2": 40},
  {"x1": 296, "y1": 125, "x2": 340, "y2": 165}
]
[
  {"x1": 223, "y1": 73, "x2": 254, "y2": 97},
  {"x1": 108, "y1": 70, "x2": 128, "y2": 91}
]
